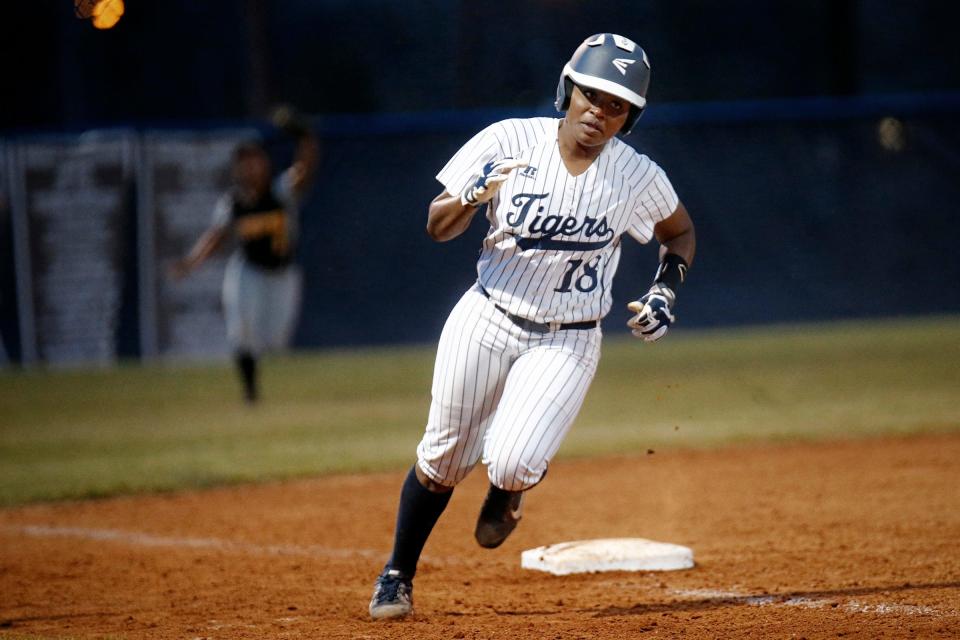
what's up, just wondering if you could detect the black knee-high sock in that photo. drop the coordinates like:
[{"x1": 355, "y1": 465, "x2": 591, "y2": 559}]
[
  {"x1": 235, "y1": 351, "x2": 257, "y2": 402},
  {"x1": 387, "y1": 466, "x2": 453, "y2": 577}
]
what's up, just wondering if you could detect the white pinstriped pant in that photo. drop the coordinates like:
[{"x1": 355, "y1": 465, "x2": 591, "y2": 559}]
[{"x1": 416, "y1": 284, "x2": 602, "y2": 491}]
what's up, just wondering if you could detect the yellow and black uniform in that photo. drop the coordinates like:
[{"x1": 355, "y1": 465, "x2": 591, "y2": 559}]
[
  {"x1": 211, "y1": 170, "x2": 303, "y2": 385},
  {"x1": 231, "y1": 190, "x2": 293, "y2": 270}
]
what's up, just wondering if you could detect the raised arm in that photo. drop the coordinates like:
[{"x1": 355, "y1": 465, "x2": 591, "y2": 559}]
[
  {"x1": 287, "y1": 132, "x2": 319, "y2": 198},
  {"x1": 271, "y1": 105, "x2": 319, "y2": 199}
]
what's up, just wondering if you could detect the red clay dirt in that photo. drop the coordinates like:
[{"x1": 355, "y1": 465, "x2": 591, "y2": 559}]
[{"x1": 1, "y1": 433, "x2": 959, "y2": 639}]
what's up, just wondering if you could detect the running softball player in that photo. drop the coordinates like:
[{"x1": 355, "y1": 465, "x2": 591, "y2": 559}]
[
  {"x1": 173, "y1": 108, "x2": 318, "y2": 403},
  {"x1": 369, "y1": 33, "x2": 696, "y2": 619}
]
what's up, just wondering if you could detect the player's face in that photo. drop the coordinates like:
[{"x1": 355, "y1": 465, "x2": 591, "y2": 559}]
[
  {"x1": 567, "y1": 84, "x2": 630, "y2": 145},
  {"x1": 234, "y1": 151, "x2": 272, "y2": 194}
]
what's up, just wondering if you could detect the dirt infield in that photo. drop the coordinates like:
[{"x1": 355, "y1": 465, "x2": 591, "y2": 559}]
[{"x1": 2, "y1": 433, "x2": 958, "y2": 639}]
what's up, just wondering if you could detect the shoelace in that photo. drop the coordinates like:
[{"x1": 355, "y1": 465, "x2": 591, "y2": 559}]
[{"x1": 376, "y1": 571, "x2": 410, "y2": 602}]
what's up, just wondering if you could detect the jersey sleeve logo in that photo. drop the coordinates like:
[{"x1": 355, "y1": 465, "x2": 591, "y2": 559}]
[{"x1": 505, "y1": 193, "x2": 614, "y2": 251}]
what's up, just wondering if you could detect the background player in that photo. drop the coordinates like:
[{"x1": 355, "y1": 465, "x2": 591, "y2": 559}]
[
  {"x1": 173, "y1": 107, "x2": 318, "y2": 403},
  {"x1": 369, "y1": 33, "x2": 696, "y2": 619}
]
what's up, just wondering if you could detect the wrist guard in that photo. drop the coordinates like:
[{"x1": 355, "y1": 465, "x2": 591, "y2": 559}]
[{"x1": 654, "y1": 253, "x2": 689, "y2": 294}]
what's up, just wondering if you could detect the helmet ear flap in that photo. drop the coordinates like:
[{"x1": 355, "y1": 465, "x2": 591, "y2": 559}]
[
  {"x1": 622, "y1": 104, "x2": 644, "y2": 135},
  {"x1": 562, "y1": 77, "x2": 574, "y2": 110},
  {"x1": 555, "y1": 76, "x2": 575, "y2": 112}
]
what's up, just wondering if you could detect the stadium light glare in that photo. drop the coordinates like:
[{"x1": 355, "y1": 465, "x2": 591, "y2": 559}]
[{"x1": 91, "y1": 0, "x2": 124, "y2": 30}]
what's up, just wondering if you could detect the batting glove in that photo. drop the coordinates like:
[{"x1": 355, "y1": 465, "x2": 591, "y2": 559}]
[
  {"x1": 627, "y1": 284, "x2": 676, "y2": 343},
  {"x1": 461, "y1": 158, "x2": 528, "y2": 207}
]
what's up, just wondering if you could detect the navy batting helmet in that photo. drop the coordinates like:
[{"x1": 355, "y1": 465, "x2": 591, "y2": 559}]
[{"x1": 555, "y1": 33, "x2": 651, "y2": 135}]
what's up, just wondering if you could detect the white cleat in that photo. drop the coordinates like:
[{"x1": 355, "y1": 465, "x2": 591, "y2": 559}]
[{"x1": 369, "y1": 568, "x2": 414, "y2": 620}]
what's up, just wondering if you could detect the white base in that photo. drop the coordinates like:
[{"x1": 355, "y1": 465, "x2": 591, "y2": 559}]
[{"x1": 521, "y1": 537, "x2": 694, "y2": 575}]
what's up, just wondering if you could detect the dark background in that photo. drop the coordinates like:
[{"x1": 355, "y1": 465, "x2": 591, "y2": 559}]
[
  {"x1": 1, "y1": 1, "x2": 959, "y2": 356},
  {"x1": 5, "y1": 1, "x2": 960, "y2": 128}
]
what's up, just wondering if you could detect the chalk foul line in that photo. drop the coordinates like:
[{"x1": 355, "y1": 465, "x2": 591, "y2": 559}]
[
  {"x1": 3, "y1": 524, "x2": 384, "y2": 561},
  {"x1": 2, "y1": 523, "x2": 474, "y2": 567},
  {"x1": 671, "y1": 588, "x2": 952, "y2": 618}
]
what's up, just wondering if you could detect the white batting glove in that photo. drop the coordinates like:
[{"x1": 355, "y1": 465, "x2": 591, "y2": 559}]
[
  {"x1": 627, "y1": 284, "x2": 676, "y2": 343},
  {"x1": 461, "y1": 158, "x2": 528, "y2": 207}
]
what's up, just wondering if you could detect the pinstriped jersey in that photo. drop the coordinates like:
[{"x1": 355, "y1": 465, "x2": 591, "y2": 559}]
[{"x1": 436, "y1": 117, "x2": 679, "y2": 324}]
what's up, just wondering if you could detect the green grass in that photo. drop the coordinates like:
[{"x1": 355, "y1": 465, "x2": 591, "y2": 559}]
[{"x1": 1, "y1": 316, "x2": 958, "y2": 507}]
